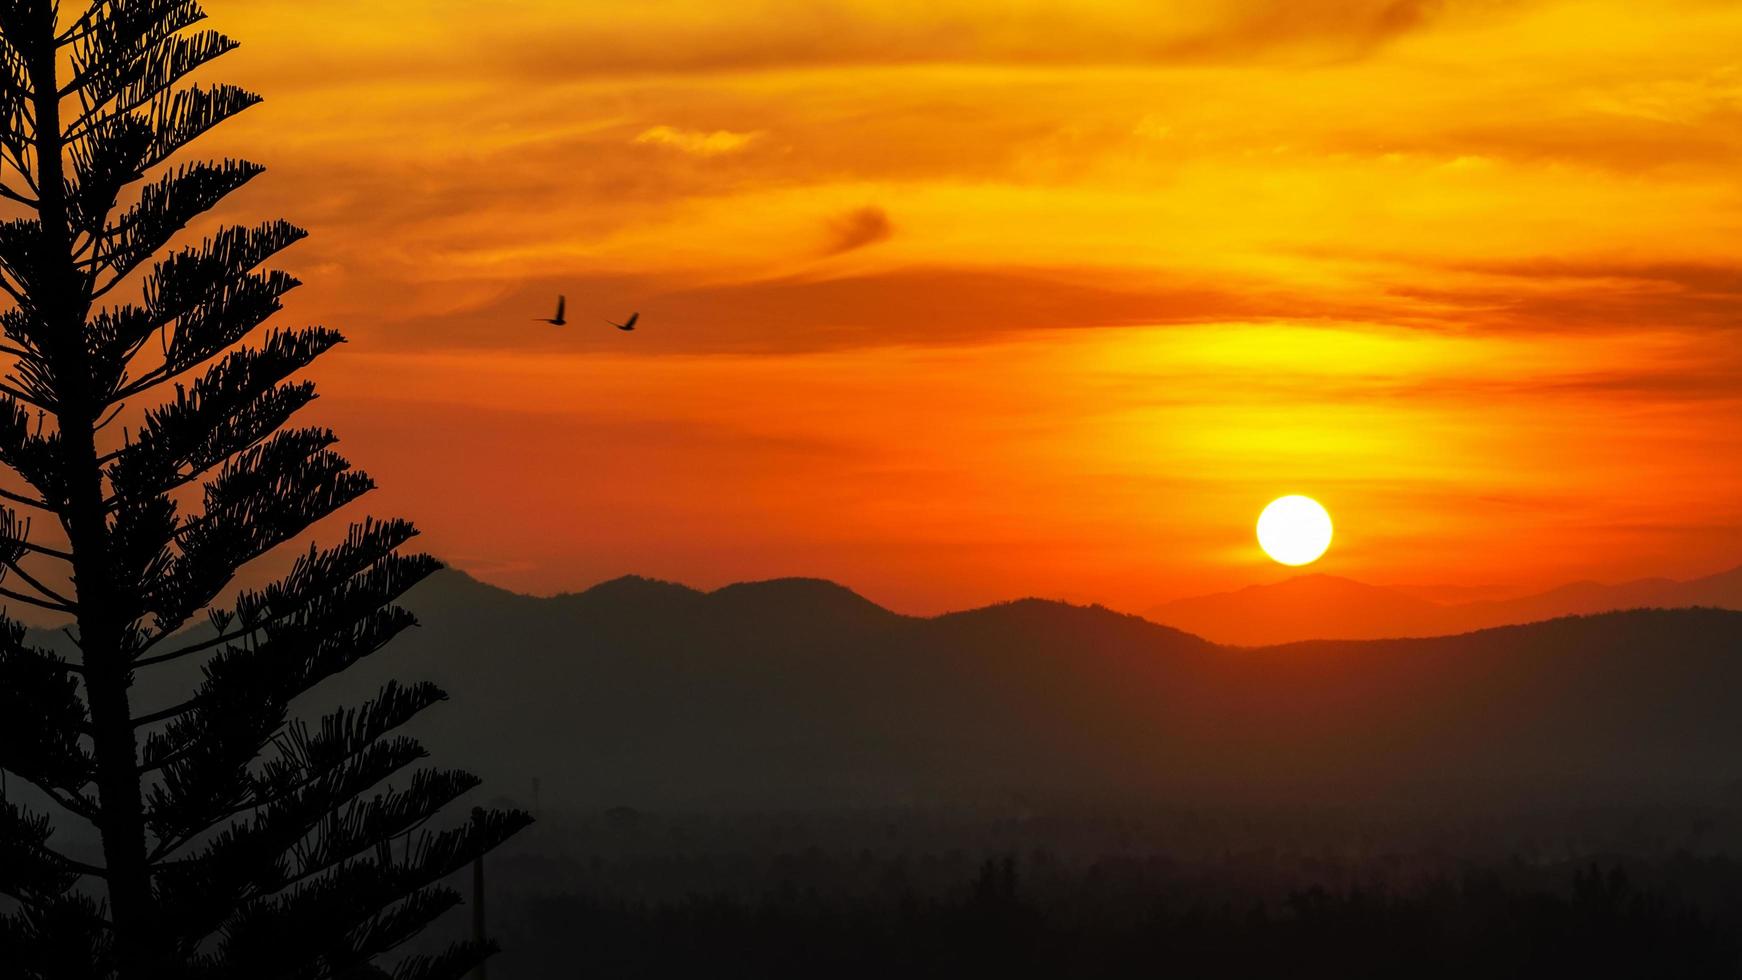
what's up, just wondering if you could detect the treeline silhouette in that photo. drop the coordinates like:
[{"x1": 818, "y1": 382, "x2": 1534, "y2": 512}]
[
  {"x1": 362, "y1": 805, "x2": 1742, "y2": 978},
  {"x1": 487, "y1": 848, "x2": 1741, "y2": 978}
]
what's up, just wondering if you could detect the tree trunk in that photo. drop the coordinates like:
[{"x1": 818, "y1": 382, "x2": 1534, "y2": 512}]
[
  {"x1": 66, "y1": 413, "x2": 161, "y2": 977},
  {"x1": 25, "y1": 23, "x2": 163, "y2": 979},
  {"x1": 472, "y1": 850, "x2": 489, "y2": 980}
]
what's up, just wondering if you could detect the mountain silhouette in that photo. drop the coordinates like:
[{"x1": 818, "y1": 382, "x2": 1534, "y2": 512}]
[
  {"x1": 1148, "y1": 565, "x2": 1742, "y2": 645},
  {"x1": 1146, "y1": 574, "x2": 1444, "y2": 646},
  {"x1": 302, "y1": 569, "x2": 1742, "y2": 813}
]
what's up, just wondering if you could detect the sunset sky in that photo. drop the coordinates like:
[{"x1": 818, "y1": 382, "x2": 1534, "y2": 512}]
[{"x1": 178, "y1": 0, "x2": 1742, "y2": 614}]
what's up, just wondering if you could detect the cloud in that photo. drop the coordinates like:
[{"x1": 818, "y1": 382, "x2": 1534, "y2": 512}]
[
  {"x1": 493, "y1": 0, "x2": 1469, "y2": 79},
  {"x1": 632, "y1": 125, "x2": 762, "y2": 156},
  {"x1": 1388, "y1": 258, "x2": 1742, "y2": 333},
  {"x1": 219, "y1": 0, "x2": 1491, "y2": 87},
  {"x1": 601, "y1": 265, "x2": 1340, "y2": 351},
  {"x1": 337, "y1": 265, "x2": 1340, "y2": 354},
  {"x1": 1162, "y1": 0, "x2": 1450, "y2": 61},
  {"x1": 820, "y1": 206, "x2": 893, "y2": 256}
]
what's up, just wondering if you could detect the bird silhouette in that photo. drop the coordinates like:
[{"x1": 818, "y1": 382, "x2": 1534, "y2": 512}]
[
  {"x1": 535, "y1": 295, "x2": 566, "y2": 326},
  {"x1": 609, "y1": 312, "x2": 640, "y2": 331}
]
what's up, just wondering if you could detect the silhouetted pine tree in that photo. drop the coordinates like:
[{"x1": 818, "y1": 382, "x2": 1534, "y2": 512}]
[{"x1": 0, "y1": 2, "x2": 529, "y2": 976}]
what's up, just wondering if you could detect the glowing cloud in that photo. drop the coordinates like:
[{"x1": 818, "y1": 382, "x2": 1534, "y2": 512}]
[{"x1": 632, "y1": 125, "x2": 762, "y2": 156}]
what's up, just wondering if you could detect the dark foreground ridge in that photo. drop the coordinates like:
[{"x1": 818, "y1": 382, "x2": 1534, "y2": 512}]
[
  {"x1": 323, "y1": 568, "x2": 1742, "y2": 812},
  {"x1": 335, "y1": 570, "x2": 1742, "y2": 979}
]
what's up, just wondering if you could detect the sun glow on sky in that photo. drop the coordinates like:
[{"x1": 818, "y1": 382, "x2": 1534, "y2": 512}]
[{"x1": 154, "y1": 0, "x2": 1742, "y2": 612}]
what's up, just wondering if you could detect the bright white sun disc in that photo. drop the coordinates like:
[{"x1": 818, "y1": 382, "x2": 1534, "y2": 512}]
[{"x1": 1257, "y1": 495, "x2": 1333, "y2": 566}]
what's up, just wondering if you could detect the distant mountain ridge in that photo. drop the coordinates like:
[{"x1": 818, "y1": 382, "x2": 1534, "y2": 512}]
[
  {"x1": 1146, "y1": 565, "x2": 1742, "y2": 646},
  {"x1": 292, "y1": 568, "x2": 1742, "y2": 813}
]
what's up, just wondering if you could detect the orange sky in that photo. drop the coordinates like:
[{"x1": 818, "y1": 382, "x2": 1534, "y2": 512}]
[{"x1": 150, "y1": 0, "x2": 1742, "y2": 613}]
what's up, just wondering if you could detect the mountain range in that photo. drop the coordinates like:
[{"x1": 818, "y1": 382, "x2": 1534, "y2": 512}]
[
  {"x1": 255, "y1": 568, "x2": 1742, "y2": 814},
  {"x1": 1146, "y1": 565, "x2": 1742, "y2": 646}
]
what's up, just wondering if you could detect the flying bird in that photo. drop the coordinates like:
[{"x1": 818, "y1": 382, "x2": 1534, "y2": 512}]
[
  {"x1": 609, "y1": 312, "x2": 640, "y2": 332},
  {"x1": 536, "y1": 295, "x2": 566, "y2": 326}
]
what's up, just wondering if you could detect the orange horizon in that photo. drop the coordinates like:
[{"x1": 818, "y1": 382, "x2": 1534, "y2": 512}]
[{"x1": 426, "y1": 555, "x2": 1742, "y2": 620}]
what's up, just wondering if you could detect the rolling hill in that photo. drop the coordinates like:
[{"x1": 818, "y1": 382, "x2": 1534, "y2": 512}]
[
  {"x1": 283, "y1": 569, "x2": 1742, "y2": 813},
  {"x1": 1147, "y1": 565, "x2": 1742, "y2": 645}
]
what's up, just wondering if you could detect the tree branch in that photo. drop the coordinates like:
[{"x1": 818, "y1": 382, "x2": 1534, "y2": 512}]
[
  {"x1": 0, "y1": 487, "x2": 55, "y2": 512},
  {"x1": 134, "y1": 625, "x2": 249, "y2": 667},
  {"x1": 3, "y1": 559, "x2": 76, "y2": 608},
  {"x1": 93, "y1": 401, "x2": 124, "y2": 433},
  {"x1": 0, "y1": 583, "x2": 73, "y2": 614},
  {"x1": 0, "y1": 382, "x2": 52, "y2": 411},
  {"x1": 20, "y1": 539, "x2": 73, "y2": 562},
  {"x1": 1, "y1": 767, "x2": 100, "y2": 825},
  {"x1": 0, "y1": 272, "x2": 31, "y2": 309},
  {"x1": 0, "y1": 146, "x2": 38, "y2": 195},
  {"x1": 0, "y1": 182, "x2": 36, "y2": 207},
  {"x1": 131, "y1": 694, "x2": 204, "y2": 728}
]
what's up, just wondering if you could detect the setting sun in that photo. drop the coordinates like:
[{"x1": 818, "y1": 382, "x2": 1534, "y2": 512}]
[{"x1": 1257, "y1": 495, "x2": 1334, "y2": 567}]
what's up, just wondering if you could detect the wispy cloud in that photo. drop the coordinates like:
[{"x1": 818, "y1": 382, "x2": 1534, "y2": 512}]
[
  {"x1": 481, "y1": 0, "x2": 1487, "y2": 80},
  {"x1": 820, "y1": 206, "x2": 893, "y2": 256},
  {"x1": 223, "y1": 0, "x2": 1498, "y2": 86},
  {"x1": 632, "y1": 125, "x2": 762, "y2": 156}
]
